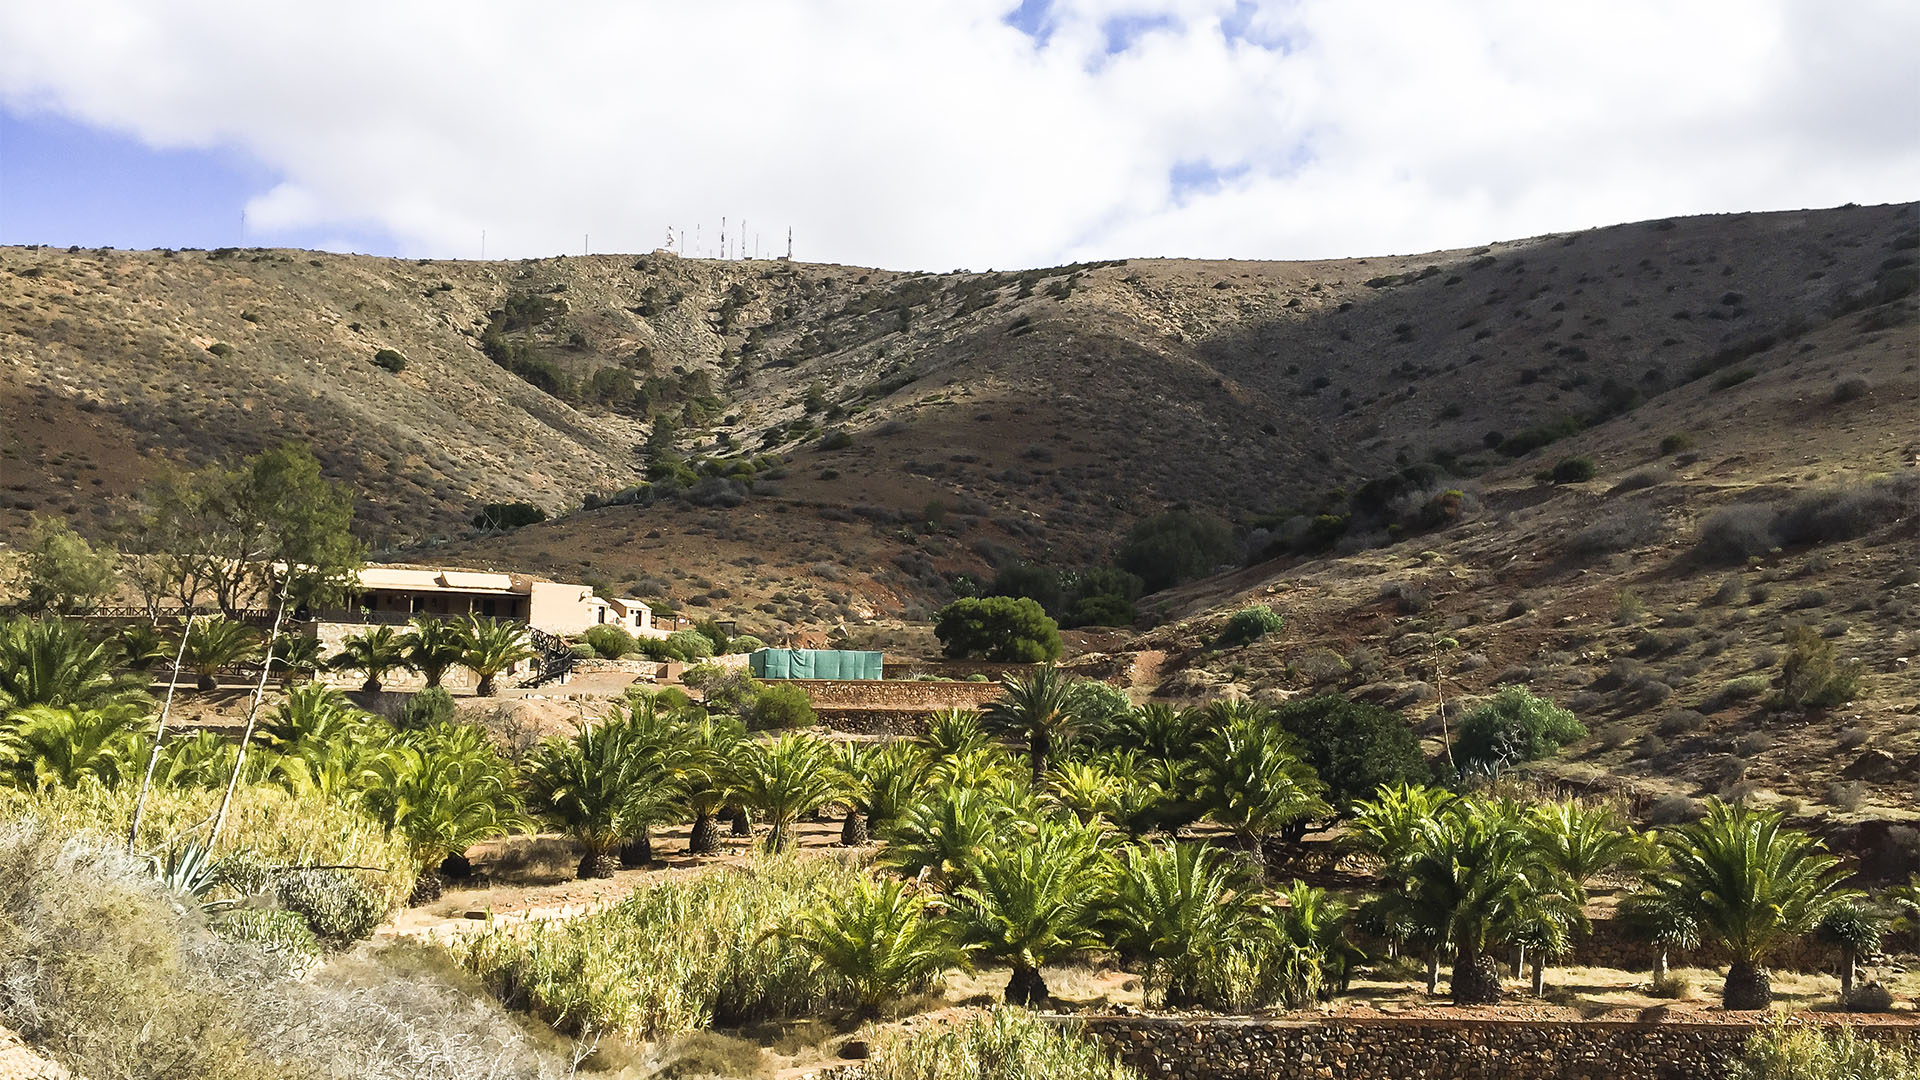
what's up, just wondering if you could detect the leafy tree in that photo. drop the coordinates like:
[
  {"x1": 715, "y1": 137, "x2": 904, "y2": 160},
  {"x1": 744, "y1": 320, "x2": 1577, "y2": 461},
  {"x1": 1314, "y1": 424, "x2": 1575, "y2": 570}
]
[
  {"x1": 180, "y1": 615, "x2": 257, "y2": 691},
  {"x1": 332, "y1": 625, "x2": 411, "y2": 693},
  {"x1": 984, "y1": 665, "x2": 1084, "y2": 784},
  {"x1": 20, "y1": 516, "x2": 118, "y2": 613},
  {"x1": 731, "y1": 733, "x2": 844, "y2": 852},
  {"x1": 778, "y1": 875, "x2": 966, "y2": 1018},
  {"x1": 0, "y1": 617, "x2": 147, "y2": 715},
  {"x1": 665, "y1": 628, "x2": 716, "y2": 661},
  {"x1": 1273, "y1": 694, "x2": 1430, "y2": 807},
  {"x1": 1190, "y1": 704, "x2": 1329, "y2": 881},
  {"x1": 1635, "y1": 800, "x2": 1855, "y2": 1009},
  {"x1": 1454, "y1": 686, "x2": 1585, "y2": 770},
  {"x1": 990, "y1": 563, "x2": 1063, "y2": 615},
  {"x1": 1117, "y1": 509, "x2": 1234, "y2": 593},
  {"x1": 1814, "y1": 901, "x2": 1884, "y2": 1003},
  {"x1": 1058, "y1": 567, "x2": 1144, "y2": 629},
  {"x1": 402, "y1": 617, "x2": 467, "y2": 688},
  {"x1": 933, "y1": 597, "x2": 1062, "y2": 662},
  {"x1": 951, "y1": 816, "x2": 1111, "y2": 1005},
  {"x1": 744, "y1": 682, "x2": 816, "y2": 730},
  {"x1": 458, "y1": 617, "x2": 534, "y2": 696},
  {"x1": 122, "y1": 443, "x2": 364, "y2": 616}
]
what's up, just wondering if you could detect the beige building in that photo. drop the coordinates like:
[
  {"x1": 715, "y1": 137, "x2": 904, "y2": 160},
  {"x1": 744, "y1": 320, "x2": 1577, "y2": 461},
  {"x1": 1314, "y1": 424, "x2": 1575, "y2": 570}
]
[{"x1": 341, "y1": 566, "x2": 665, "y2": 638}]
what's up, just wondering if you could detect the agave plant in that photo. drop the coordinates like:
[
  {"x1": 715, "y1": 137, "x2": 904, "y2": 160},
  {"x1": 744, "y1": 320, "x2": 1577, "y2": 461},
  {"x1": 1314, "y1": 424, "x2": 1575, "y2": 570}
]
[
  {"x1": 332, "y1": 625, "x2": 411, "y2": 693},
  {"x1": 401, "y1": 616, "x2": 467, "y2": 689},
  {"x1": 731, "y1": 733, "x2": 845, "y2": 853},
  {"x1": 777, "y1": 873, "x2": 967, "y2": 1017},
  {"x1": 0, "y1": 616, "x2": 147, "y2": 714},
  {"x1": 459, "y1": 616, "x2": 535, "y2": 696},
  {"x1": 181, "y1": 615, "x2": 258, "y2": 692}
]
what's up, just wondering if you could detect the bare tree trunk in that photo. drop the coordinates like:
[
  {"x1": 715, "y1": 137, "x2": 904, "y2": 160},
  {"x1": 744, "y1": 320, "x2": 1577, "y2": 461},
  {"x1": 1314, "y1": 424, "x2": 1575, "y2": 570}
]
[
  {"x1": 211, "y1": 585, "x2": 290, "y2": 844},
  {"x1": 129, "y1": 615, "x2": 195, "y2": 851},
  {"x1": 1426, "y1": 953, "x2": 1442, "y2": 995},
  {"x1": 1652, "y1": 947, "x2": 1669, "y2": 981},
  {"x1": 1530, "y1": 960, "x2": 1547, "y2": 997},
  {"x1": 1839, "y1": 945, "x2": 1856, "y2": 1002},
  {"x1": 1513, "y1": 944, "x2": 1526, "y2": 978}
]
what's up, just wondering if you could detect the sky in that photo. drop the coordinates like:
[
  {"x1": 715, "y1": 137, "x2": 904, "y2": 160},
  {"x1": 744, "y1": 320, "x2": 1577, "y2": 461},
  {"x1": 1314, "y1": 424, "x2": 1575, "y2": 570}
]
[{"x1": 1, "y1": 0, "x2": 1916, "y2": 270}]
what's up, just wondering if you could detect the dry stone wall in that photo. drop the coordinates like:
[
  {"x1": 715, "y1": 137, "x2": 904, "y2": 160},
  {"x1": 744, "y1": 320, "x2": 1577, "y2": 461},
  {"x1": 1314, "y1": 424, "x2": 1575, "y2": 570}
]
[{"x1": 1068, "y1": 1015, "x2": 1919, "y2": 1080}]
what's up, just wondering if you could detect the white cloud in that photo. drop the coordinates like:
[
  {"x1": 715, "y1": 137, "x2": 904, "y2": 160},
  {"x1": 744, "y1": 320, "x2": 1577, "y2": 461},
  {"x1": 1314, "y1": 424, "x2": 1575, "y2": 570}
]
[{"x1": 1, "y1": 0, "x2": 1914, "y2": 267}]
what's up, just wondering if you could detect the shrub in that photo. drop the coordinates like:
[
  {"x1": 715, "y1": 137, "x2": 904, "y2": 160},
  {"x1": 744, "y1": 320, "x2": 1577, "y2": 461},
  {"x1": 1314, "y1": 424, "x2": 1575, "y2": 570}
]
[
  {"x1": 1696, "y1": 504, "x2": 1777, "y2": 563},
  {"x1": 1647, "y1": 972, "x2": 1694, "y2": 1000},
  {"x1": 1570, "y1": 506, "x2": 1663, "y2": 555},
  {"x1": 569, "y1": 642, "x2": 596, "y2": 660},
  {"x1": 1645, "y1": 794, "x2": 1705, "y2": 825},
  {"x1": 371, "y1": 348, "x2": 406, "y2": 373},
  {"x1": 398, "y1": 686, "x2": 456, "y2": 730},
  {"x1": 1776, "y1": 626, "x2": 1862, "y2": 709},
  {"x1": 1454, "y1": 686, "x2": 1585, "y2": 768},
  {"x1": 933, "y1": 597, "x2": 1062, "y2": 662},
  {"x1": 1214, "y1": 605, "x2": 1284, "y2": 649},
  {"x1": 1772, "y1": 474, "x2": 1920, "y2": 547},
  {"x1": 470, "y1": 501, "x2": 547, "y2": 531},
  {"x1": 1830, "y1": 377, "x2": 1872, "y2": 404},
  {"x1": 1660, "y1": 433, "x2": 1695, "y2": 455},
  {"x1": 1117, "y1": 510, "x2": 1235, "y2": 593},
  {"x1": 1274, "y1": 694, "x2": 1430, "y2": 805},
  {"x1": 1612, "y1": 466, "x2": 1672, "y2": 493},
  {"x1": 1549, "y1": 456, "x2": 1597, "y2": 484},
  {"x1": 728, "y1": 634, "x2": 767, "y2": 654},
  {"x1": 206, "y1": 341, "x2": 234, "y2": 357},
  {"x1": 583, "y1": 624, "x2": 637, "y2": 659},
  {"x1": 666, "y1": 629, "x2": 717, "y2": 662},
  {"x1": 818, "y1": 429, "x2": 854, "y2": 450},
  {"x1": 745, "y1": 683, "x2": 817, "y2": 730},
  {"x1": 275, "y1": 868, "x2": 387, "y2": 948}
]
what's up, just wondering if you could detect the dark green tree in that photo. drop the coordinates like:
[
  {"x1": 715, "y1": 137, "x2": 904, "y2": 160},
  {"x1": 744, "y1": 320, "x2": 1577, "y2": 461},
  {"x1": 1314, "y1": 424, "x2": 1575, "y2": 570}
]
[
  {"x1": 1273, "y1": 694, "x2": 1430, "y2": 807},
  {"x1": 933, "y1": 596, "x2": 1062, "y2": 662},
  {"x1": 1117, "y1": 509, "x2": 1234, "y2": 593}
]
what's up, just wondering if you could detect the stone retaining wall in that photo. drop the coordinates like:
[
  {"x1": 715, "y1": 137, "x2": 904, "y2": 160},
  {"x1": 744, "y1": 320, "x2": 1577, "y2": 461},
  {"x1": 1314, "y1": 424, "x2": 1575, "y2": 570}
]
[
  {"x1": 1068, "y1": 1014, "x2": 1919, "y2": 1080},
  {"x1": 794, "y1": 679, "x2": 1006, "y2": 713}
]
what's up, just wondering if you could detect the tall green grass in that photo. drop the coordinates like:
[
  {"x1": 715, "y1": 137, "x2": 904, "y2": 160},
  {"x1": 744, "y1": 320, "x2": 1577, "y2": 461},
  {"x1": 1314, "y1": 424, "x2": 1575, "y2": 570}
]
[
  {"x1": 863, "y1": 1008, "x2": 1140, "y2": 1080},
  {"x1": 460, "y1": 854, "x2": 864, "y2": 1037}
]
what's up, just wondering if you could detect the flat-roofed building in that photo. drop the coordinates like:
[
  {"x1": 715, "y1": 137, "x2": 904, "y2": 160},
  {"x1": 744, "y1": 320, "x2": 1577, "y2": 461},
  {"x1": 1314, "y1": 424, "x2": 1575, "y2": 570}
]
[{"x1": 339, "y1": 566, "x2": 664, "y2": 637}]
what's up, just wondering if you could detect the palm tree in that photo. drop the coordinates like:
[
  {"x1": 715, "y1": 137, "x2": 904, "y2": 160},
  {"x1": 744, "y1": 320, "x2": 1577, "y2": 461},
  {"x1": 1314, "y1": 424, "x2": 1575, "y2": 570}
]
[
  {"x1": 148, "y1": 729, "x2": 239, "y2": 790},
  {"x1": 1191, "y1": 708, "x2": 1330, "y2": 881},
  {"x1": 117, "y1": 623, "x2": 173, "y2": 673},
  {"x1": 402, "y1": 616, "x2": 466, "y2": 689},
  {"x1": 778, "y1": 874, "x2": 967, "y2": 1018},
  {"x1": 1108, "y1": 842, "x2": 1254, "y2": 1007},
  {"x1": 835, "y1": 742, "x2": 932, "y2": 847},
  {"x1": 1617, "y1": 879, "x2": 1701, "y2": 983},
  {"x1": 333, "y1": 625, "x2": 411, "y2": 693},
  {"x1": 883, "y1": 784, "x2": 1020, "y2": 891},
  {"x1": 1815, "y1": 901, "x2": 1884, "y2": 1004},
  {"x1": 1380, "y1": 798, "x2": 1572, "y2": 1004},
  {"x1": 364, "y1": 725, "x2": 526, "y2": 902},
  {"x1": 1, "y1": 703, "x2": 145, "y2": 789},
  {"x1": 1272, "y1": 880, "x2": 1362, "y2": 1005},
  {"x1": 459, "y1": 617, "x2": 534, "y2": 696},
  {"x1": 604, "y1": 698, "x2": 686, "y2": 866},
  {"x1": 525, "y1": 719, "x2": 661, "y2": 878},
  {"x1": 950, "y1": 815, "x2": 1111, "y2": 1006},
  {"x1": 270, "y1": 632, "x2": 326, "y2": 680},
  {"x1": 1101, "y1": 702, "x2": 1204, "y2": 762},
  {"x1": 983, "y1": 665, "x2": 1083, "y2": 784},
  {"x1": 1636, "y1": 799, "x2": 1855, "y2": 1009},
  {"x1": 0, "y1": 616, "x2": 147, "y2": 714},
  {"x1": 1046, "y1": 758, "x2": 1122, "y2": 826},
  {"x1": 678, "y1": 712, "x2": 747, "y2": 855},
  {"x1": 180, "y1": 615, "x2": 257, "y2": 692},
  {"x1": 731, "y1": 733, "x2": 844, "y2": 852},
  {"x1": 263, "y1": 681, "x2": 366, "y2": 752},
  {"x1": 920, "y1": 708, "x2": 990, "y2": 758},
  {"x1": 1527, "y1": 801, "x2": 1634, "y2": 902}
]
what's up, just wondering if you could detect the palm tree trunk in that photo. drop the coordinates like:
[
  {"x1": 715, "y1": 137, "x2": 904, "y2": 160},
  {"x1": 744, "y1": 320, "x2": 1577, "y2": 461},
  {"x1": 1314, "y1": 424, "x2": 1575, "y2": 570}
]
[
  {"x1": 577, "y1": 848, "x2": 618, "y2": 879},
  {"x1": 1723, "y1": 960, "x2": 1772, "y2": 1010},
  {"x1": 1006, "y1": 963, "x2": 1049, "y2": 1007},
  {"x1": 1839, "y1": 946, "x2": 1856, "y2": 1002},
  {"x1": 688, "y1": 810, "x2": 719, "y2": 855},
  {"x1": 1450, "y1": 941, "x2": 1503, "y2": 1005},
  {"x1": 1243, "y1": 830, "x2": 1268, "y2": 885},
  {"x1": 476, "y1": 672, "x2": 497, "y2": 696},
  {"x1": 1029, "y1": 730, "x2": 1050, "y2": 786},
  {"x1": 839, "y1": 807, "x2": 869, "y2": 846},
  {"x1": 1652, "y1": 947, "x2": 1669, "y2": 981},
  {"x1": 620, "y1": 827, "x2": 653, "y2": 868},
  {"x1": 1530, "y1": 959, "x2": 1547, "y2": 997},
  {"x1": 1426, "y1": 952, "x2": 1442, "y2": 995},
  {"x1": 729, "y1": 805, "x2": 751, "y2": 837}
]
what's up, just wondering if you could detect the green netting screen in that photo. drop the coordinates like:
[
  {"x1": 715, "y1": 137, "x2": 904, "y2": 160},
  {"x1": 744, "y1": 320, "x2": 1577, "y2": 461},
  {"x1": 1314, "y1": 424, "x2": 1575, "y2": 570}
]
[{"x1": 748, "y1": 648, "x2": 884, "y2": 680}]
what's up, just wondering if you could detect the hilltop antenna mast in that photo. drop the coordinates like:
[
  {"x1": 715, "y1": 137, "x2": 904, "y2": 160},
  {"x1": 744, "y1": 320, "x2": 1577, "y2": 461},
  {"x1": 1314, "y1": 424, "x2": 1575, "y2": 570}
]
[
  {"x1": 695, "y1": 224, "x2": 701, "y2": 258},
  {"x1": 787, "y1": 226, "x2": 793, "y2": 261},
  {"x1": 740, "y1": 219, "x2": 747, "y2": 260},
  {"x1": 583, "y1": 233, "x2": 589, "y2": 256},
  {"x1": 481, "y1": 230, "x2": 486, "y2": 259}
]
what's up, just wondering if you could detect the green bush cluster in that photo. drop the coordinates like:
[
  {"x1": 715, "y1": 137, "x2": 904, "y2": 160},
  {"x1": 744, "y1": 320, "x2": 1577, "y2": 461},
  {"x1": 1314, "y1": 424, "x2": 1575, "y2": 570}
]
[
  {"x1": 934, "y1": 597, "x2": 1063, "y2": 662},
  {"x1": 1214, "y1": 605, "x2": 1284, "y2": 649}
]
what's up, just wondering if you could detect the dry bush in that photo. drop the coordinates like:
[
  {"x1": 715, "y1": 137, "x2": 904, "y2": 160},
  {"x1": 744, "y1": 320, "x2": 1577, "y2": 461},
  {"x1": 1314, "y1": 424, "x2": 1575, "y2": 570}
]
[{"x1": 1569, "y1": 506, "x2": 1664, "y2": 556}]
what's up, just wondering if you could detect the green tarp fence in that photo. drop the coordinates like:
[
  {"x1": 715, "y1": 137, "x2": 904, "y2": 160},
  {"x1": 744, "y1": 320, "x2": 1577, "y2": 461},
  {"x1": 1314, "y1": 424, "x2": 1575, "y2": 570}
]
[{"x1": 749, "y1": 648, "x2": 885, "y2": 680}]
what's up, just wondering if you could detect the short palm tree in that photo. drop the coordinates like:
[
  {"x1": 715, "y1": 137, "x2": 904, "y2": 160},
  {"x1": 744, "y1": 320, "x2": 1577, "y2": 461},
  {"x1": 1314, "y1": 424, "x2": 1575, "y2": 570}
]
[
  {"x1": 835, "y1": 741, "x2": 932, "y2": 846},
  {"x1": 1046, "y1": 757, "x2": 1122, "y2": 826},
  {"x1": 679, "y1": 712, "x2": 747, "y2": 855},
  {"x1": 778, "y1": 874, "x2": 967, "y2": 1017},
  {"x1": 1381, "y1": 798, "x2": 1572, "y2": 1004},
  {"x1": 402, "y1": 616, "x2": 467, "y2": 689},
  {"x1": 1348, "y1": 782, "x2": 1458, "y2": 864},
  {"x1": 333, "y1": 625, "x2": 411, "y2": 693},
  {"x1": 1527, "y1": 800, "x2": 1634, "y2": 902},
  {"x1": 525, "y1": 720, "x2": 660, "y2": 878},
  {"x1": 883, "y1": 783, "x2": 1022, "y2": 891},
  {"x1": 1637, "y1": 799, "x2": 1855, "y2": 1009},
  {"x1": 951, "y1": 815, "x2": 1111, "y2": 1005},
  {"x1": 181, "y1": 615, "x2": 258, "y2": 692},
  {"x1": 1101, "y1": 702, "x2": 1204, "y2": 762},
  {"x1": 1107, "y1": 842, "x2": 1253, "y2": 1007},
  {"x1": 1, "y1": 703, "x2": 145, "y2": 789},
  {"x1": 270, "y1": 632, "x2": 326, "y2": 679},
  {"x1": 264, "y1": 681, "x2": 366, "y2": 752},
  {"x1": 731, "y1": 733, "x2": 844, "y2": 852},
  {"x1": 983, "y1": 665, "x2": 1083, "y2": 784},
  {"x1": 117, "y1": 623, "x2": 173, "y2": 673},
  {"x1": 364, "y1": 730, "x2": 526, "y2": 902},
  {"x1": 1272, "y1": 880, "x2": 1362, "y2": 1006},
  {"x1": 920, "y1": 708, "x2": 991, "y2": 758},
  {"x1": 459, "y1": 617, "x2": 535, "y2": 696},
  {"x1": 149, "y1": 729, "x2": 239, "y2": 790},
  {"x1": 1191, "y1": 709, "x2": 1330, "y2": 881},
  {"x1": 0, "y1": 616, "x2": 147, "y2": 714}
]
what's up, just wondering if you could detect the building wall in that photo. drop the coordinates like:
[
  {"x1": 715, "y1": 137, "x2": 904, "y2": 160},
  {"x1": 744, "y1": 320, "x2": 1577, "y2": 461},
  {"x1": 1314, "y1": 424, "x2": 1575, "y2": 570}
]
[{"x1": 526, "y1": 581, "x2": 600, "y2": 636}]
